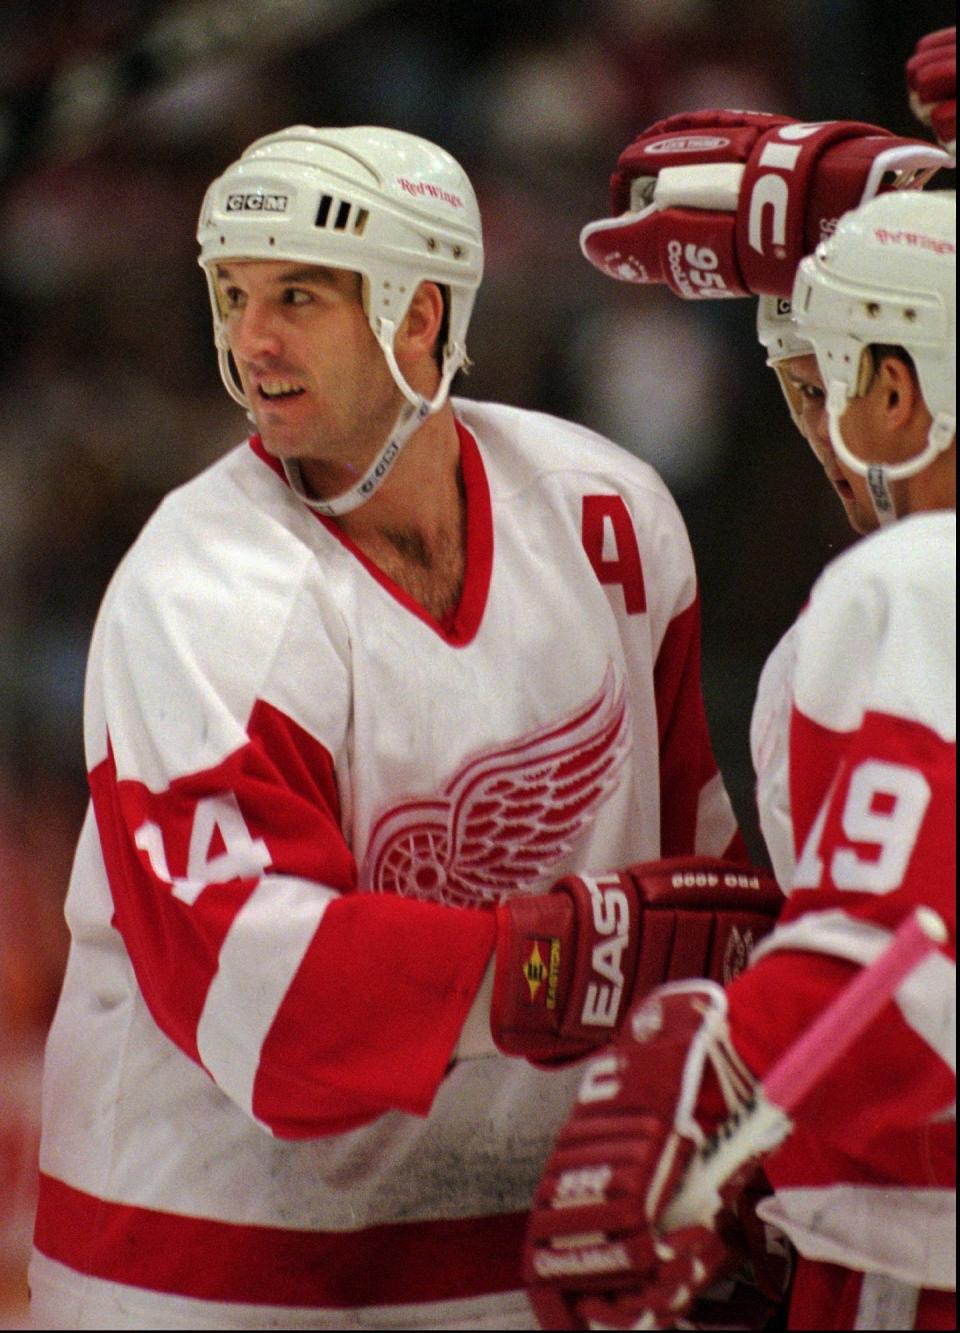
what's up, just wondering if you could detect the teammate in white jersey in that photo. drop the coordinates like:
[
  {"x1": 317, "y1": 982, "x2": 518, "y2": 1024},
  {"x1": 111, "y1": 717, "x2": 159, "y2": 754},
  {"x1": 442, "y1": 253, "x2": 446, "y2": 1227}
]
[
  {"x1": 527, "y1": 96, "x2": 956, "y2": 1333},
  {"x1": 750, "y1": 15, "x2": 955, "y2": 889},
  {"x1": 28, "y1": 125, "x2": 788, "y2": 1331}
]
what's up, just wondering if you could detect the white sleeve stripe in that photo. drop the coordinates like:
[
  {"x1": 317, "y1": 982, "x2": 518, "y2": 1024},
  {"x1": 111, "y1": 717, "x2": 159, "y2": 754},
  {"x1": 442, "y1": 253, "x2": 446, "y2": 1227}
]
[
  {"x1": 757, "y1": 1184, "x2": 955, "y2": 1288},
  {"x1": 749, "y1": 908, "x2": 891, "y2": 968},
  {"x1": 196, "y1": 875, "x2": 337, "y2": 1117},
  {"x1": 694, "y1": 769, "x2": 739, "y2": 855},
  {"x1": 899, "y1": 950, "x2": 957, "y2": 1074},
  {"x1": 749, "y1": 908, "x2": 956, "y2": 1070}
]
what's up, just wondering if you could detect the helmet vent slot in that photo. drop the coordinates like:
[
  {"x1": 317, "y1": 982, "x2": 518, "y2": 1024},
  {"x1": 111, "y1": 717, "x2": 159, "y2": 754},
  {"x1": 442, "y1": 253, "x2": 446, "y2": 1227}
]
[{"x1": 315, "y1": 195, "x2": 369, "y2": 235}]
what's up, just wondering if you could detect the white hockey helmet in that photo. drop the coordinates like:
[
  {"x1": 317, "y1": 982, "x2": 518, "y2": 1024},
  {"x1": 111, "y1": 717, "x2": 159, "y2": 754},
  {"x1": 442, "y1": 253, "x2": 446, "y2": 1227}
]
[
  {"x1": 198, "y1": 125, "x2": 483, "y2": 406},
  {"x1": 196, "y1": 126, "x2": 483, "y2": 514},
  {"x1": 756, "y1": 296, "x2": 815, "y2": 429},
  {"x1": 792, "y1": 188, "x2": 956, "y2": 521}
]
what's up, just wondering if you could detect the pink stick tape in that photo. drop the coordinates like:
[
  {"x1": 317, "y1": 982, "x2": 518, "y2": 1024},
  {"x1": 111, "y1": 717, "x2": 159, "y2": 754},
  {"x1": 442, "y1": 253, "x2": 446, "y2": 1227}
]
[{"x1": 762, "y1": 906, "x2": 948, "y2": 1114}]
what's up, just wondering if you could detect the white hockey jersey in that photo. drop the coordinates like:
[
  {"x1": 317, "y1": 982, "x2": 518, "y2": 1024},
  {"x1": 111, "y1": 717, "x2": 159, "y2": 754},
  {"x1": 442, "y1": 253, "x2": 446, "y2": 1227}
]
[
  {"x1": 733, "y1": 511, "x2": 956, "y2": 1310},
  {"x1": 32, "y1": 400, "x2": 741, "y2": 1329}
]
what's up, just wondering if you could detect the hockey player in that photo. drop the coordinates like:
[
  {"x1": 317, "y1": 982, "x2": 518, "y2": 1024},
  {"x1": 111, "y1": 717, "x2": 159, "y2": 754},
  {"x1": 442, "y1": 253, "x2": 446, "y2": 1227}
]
[
  {"x1": 526, "y1": 178, "x2": 956, "y2": 1331},
  {"x1": 757, "y1": 296, "x2": 878, "y2": 537},
  {"x1": 27, "y1": 125, "x2": 786, "y2": 1330},
  {"x1": 751, "y1": 12, "x2": 955, "y2": 892}
]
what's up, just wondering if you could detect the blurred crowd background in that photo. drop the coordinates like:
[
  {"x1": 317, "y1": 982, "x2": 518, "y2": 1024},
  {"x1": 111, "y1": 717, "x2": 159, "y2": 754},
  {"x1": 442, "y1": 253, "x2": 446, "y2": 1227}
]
[{"x1": 0, "y1": 0, "x2": 954, "y2": 1317}]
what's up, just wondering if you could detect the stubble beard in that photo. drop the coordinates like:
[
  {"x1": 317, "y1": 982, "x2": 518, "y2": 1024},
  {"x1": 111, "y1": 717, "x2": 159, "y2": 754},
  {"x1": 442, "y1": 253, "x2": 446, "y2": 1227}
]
[{"x1": 267, "y1": 374, "x2": 406, "y2": 494}]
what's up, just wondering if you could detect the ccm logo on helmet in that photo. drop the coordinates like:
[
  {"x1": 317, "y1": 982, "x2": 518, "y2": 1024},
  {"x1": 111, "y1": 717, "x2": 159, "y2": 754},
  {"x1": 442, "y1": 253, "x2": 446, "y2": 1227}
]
[
  {"x1": 580, "y1": 874, "x2": 632, "y2": 1028},
  {"x1": 226, "y1": 192, "x2": 289, "y2": 213},
  {"x1": 748, "y1": 122, "x2": 824, "y2": 257}
]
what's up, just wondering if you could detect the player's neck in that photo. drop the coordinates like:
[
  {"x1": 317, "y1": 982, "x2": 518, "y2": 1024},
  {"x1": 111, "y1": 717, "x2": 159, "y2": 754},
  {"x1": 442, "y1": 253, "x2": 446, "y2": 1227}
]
[
  {"x1": 336, "y1": 402, "x2": 465, "y2": 546},
  {"x1": 335, "y1": 405, "x2": 467, "y2": 620},
  {"x1": 896, "y1": 443, "x2": 956, "y2": 518}
]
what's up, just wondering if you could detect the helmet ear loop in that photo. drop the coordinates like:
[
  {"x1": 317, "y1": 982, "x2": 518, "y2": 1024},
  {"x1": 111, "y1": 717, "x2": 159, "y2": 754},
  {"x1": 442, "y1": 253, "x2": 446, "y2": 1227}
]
[
  {"x1": 217, "y1": 339, "x2": 253, "y2": 417},
  {"x1": 825, "y1": 375, "x2": 899, "y2": 525},
  {"x1": 375, "y1": 294, "x2": 465, "y2": 418},
  {"x1": 205, "y1": 270, "x2": 251, "y2": 414},
  {"x1": 855, "y1": 345, "x2": 878, "y2": 400},
  {"x1": 771, "y1": 363, "x2": 806, "y2": 434}
]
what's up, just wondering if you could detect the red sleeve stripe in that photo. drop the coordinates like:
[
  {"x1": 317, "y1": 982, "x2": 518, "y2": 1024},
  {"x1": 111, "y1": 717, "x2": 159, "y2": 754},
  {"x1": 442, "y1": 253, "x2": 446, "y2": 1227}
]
[
  {"x1": 655, "y1": 595, "x2": 734, "y2": 857},
  {"x1": 196, "y1": 873, "x2": 338, "y2": 1115},
  {"x1": 34, "y1": 1174, "x2": 526, "y2": 1307}
]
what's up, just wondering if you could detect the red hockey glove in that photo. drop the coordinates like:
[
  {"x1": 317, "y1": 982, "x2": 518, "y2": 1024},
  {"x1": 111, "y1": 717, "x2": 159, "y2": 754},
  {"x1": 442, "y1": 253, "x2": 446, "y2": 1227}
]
[
  {"x1": 581, "y1": 108, "x2": 950, "y2": 298},
  {"x1": 524, "y1": 981, "x2": 792, "y2": 1331},
  {"x1": 491, "y1": 857, "x2": 781, "y2": 1064},
  {"x1": 906, "y1": 25, "x2": 957, "y2": 156}
]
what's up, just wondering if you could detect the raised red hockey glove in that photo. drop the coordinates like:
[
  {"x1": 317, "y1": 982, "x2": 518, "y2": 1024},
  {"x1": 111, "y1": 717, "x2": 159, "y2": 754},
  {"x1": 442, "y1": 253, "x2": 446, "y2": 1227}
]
[
  {"x1": 524, "y1": 980, "x2": 792, "y2": 1331},
  {"x1": 581, "y1": 108, "x2": 950, "y2": 298},
  {"x1": 906, "y1": 25, "x2": 957, "y2": 156},
  {"x1": 491, "y1": 857, "x2": 781, "y2": 1064}
]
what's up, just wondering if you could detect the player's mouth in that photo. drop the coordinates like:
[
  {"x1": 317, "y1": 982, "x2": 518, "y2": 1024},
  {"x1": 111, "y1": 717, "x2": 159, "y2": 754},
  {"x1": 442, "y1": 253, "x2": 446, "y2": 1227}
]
[{"x1": 258, "y1": 378, "x2": 306, "y2": 401}]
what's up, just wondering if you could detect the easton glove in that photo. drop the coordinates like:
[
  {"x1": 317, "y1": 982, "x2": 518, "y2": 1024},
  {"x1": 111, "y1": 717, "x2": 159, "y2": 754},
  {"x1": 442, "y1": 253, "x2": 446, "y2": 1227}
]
[
  {"x1": 581, "y1": 108, "x2": 950, "y2": 298},
  {"x1": 491, "y1": 856, "x2": 782, "y2": 1065}
]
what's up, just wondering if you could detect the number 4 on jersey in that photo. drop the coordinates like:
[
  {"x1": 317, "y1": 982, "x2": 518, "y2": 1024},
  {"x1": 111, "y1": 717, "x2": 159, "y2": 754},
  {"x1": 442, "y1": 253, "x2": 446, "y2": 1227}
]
[
  {"x1": 134, "y1": 793, "x2": 271, "y2": 905},
  {"x1": 581, "y1": 495, "x2": 647, "y2": 615}
]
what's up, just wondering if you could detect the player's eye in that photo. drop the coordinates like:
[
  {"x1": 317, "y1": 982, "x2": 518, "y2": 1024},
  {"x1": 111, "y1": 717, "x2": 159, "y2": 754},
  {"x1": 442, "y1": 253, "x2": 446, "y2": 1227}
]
[
  {"x1": 282, "y1": 287, "x2": 312, "y2": 306},
  {"x1": 220, "y1": 286, "x2": 245, "y2": 310}
]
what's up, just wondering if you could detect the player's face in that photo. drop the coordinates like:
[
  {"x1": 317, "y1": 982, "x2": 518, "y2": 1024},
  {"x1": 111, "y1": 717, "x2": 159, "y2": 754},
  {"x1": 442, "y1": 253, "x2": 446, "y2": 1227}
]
[
  {"x1": 780, "y1": 354, "x2": 877, "y2": 535},
  {"x1": 214, "y1": 259, "x2": 402, "y2": 468}
]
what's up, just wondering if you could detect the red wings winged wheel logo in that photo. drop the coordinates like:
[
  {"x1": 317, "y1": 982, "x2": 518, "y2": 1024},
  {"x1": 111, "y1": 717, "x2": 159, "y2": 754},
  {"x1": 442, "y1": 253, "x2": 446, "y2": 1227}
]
[{"x1": 362, "y1": 665, "x2": 630, "y2": 906}]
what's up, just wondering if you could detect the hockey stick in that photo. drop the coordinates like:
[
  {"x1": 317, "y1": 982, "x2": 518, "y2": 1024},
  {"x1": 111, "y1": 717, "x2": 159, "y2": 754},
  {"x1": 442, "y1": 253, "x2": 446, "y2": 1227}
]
[{"x1": 661, "y1": 905, "x2": 949, "y2": 1231}]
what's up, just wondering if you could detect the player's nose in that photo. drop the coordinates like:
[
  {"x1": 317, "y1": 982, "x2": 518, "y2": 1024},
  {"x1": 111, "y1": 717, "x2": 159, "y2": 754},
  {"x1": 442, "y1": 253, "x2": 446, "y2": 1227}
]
[{"x1": 230, "y1": 300, "x2": 284, "y2": 361}]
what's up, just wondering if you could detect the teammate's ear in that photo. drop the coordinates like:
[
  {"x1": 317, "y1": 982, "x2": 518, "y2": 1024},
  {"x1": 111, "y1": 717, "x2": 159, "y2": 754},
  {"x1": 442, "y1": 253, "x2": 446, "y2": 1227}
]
[{"x1": 877, "y1": 355, "x2": 919, "y2": 429}]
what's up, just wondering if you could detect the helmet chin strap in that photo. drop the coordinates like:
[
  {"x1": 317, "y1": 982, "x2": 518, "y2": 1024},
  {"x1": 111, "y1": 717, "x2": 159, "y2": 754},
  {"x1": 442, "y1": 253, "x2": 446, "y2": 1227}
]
[
  {"x1": 264, "y1": 317, "x2": 465, "y2": 519},
  {"x1": 826, "y1": 379, "x2": 956, "y2": 528},
  {"x1": 282, "y1": 395, "x2": 430, "y2": 518}
]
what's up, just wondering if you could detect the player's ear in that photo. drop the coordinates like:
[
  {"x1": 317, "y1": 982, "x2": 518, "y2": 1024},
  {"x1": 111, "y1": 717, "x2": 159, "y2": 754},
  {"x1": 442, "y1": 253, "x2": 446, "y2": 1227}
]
[
  {"x1": 876, "y1": 353, "x2": 920, "y2": 430},
  {"x1": 398, "y1": 282, "x2": 445, "y2": 360}
]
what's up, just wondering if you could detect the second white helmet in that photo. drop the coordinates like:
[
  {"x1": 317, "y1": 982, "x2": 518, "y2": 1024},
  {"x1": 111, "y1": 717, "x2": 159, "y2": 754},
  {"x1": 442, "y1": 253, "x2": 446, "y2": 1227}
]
[
  {"x1": 792, "y1": 188, "x2": 955, "y2": 519},
  {"x1": 756, "y1": 296, "x2": 815, "y2": 429}
]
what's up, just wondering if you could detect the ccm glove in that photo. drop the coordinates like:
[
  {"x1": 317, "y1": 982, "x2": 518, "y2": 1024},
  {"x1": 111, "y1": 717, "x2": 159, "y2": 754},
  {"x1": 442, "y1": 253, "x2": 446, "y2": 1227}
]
[
  {"x1": 491, "y1": 857, "x2": 781, "y2": 1065},
  {"x1": 524, "y1": 981, "x2": 792, "y2": 1331},
  {"x1": 906, "y1": 25, "x2": 957, "y2": 156},
  {"x1": 581, "y1": 108, "x2": 950, "y2": 298}
]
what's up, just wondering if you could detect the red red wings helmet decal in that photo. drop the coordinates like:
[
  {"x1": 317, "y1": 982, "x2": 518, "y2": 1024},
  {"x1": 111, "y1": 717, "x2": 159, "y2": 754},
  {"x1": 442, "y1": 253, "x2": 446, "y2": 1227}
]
[{"x1": 363, "y1": 666, "x2": 630, "y2": 906}]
